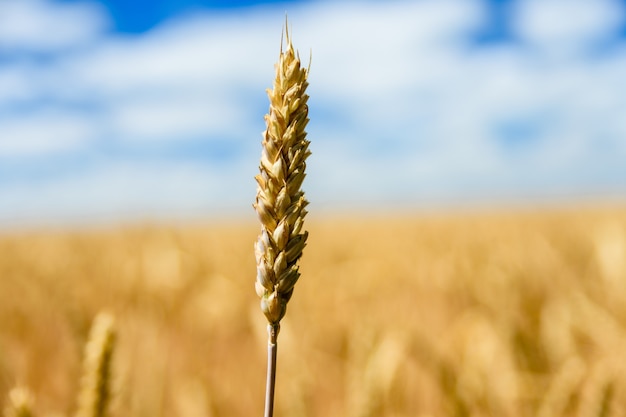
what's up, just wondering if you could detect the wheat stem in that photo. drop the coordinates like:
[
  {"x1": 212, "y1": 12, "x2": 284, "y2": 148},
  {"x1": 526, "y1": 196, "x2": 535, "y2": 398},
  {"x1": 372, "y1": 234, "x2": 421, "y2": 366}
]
[{"x1": 264, "y1": 323, "x2": 280, "y2": 417}]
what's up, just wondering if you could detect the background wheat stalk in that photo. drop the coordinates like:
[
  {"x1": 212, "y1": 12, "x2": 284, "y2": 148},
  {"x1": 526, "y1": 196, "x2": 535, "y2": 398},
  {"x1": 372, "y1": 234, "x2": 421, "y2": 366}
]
[
  {"x1": 75, "y1": 312, "x2": 116, "y2": 417},
  {"x1": 253, "y1": 23, "x2": 310, "y2": 417}
]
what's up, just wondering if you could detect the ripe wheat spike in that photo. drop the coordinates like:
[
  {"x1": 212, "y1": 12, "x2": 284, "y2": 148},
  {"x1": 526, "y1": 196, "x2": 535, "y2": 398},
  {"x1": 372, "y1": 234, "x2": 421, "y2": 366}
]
[
  {"x1": 253, "y1": 21, "x2": 310, "y2": 417},
  {"x1": 253, "y1": 24, "x2": 310, "y2": 328},
  {"x1": 75, "y1": 312, "x2": 116, "y2": 417}
]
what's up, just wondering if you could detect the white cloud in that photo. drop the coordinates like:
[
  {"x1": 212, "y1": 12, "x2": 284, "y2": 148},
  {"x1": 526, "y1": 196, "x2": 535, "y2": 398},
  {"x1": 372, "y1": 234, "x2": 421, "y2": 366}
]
[
  {"x1": 40, "y1": 7, "x2": 285, "y2": 146},
  {"x1": 292, "y1": 0, "x2": 487, "y2": 98},
  {"x1": 0, "y1": 159, "x2": 257, "y2": 227},
  {"x1": 64, "y1": 11, "x2": 278, "y2": 95},
  {"x1": 0, "y1": 66, "x2": 38, "y2": 104},
  {"x1": 0, "y1": 0, "x2": 109, "y2": 51},
  {"x1": 0, "y1": 110, "x2": 96, "y2": 156},
  {"x1": 109, "y1": 93, "x2": 247, "y2": 142},
  {"x1": 511, "y1": 0, "x2": 625, "y2": 55}
]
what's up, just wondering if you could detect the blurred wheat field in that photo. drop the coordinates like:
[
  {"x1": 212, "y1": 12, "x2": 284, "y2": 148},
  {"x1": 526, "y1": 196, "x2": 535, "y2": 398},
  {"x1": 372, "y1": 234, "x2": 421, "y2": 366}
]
[{"x1": 0, "y1": 207, "x2": 625, "y2": 417}]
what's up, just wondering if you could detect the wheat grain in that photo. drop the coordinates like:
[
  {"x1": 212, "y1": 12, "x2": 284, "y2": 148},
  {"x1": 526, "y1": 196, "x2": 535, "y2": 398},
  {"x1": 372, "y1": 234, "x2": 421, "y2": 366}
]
[
  {"x1": 254, "y1": 24, "x2": 310, "y2": 328},
  {"x1": 75, "y1": 312, "x2": 116, "y2": 417}
]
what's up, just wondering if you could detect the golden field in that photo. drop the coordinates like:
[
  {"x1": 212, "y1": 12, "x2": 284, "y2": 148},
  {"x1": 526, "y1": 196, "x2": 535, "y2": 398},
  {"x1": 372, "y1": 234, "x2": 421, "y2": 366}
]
[{"x1": 0, "y1": 207, "x2": 625, "y2": 417}]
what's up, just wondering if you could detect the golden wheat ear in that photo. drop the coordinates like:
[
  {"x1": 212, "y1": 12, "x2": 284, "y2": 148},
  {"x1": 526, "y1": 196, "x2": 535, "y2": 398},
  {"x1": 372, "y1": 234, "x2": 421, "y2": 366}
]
[
  {"x1": 254, "y1": 25, "x2": 311, "y2": 327},
  {"x1": 75, "y1": 312, "x2": 116, "y2": 417},
  {"x1": 4, "y1": 387, "x2": 35, "y2": 417},
  {"x1": 254, "y1": 21, "x2": 310, "y2": 417}
]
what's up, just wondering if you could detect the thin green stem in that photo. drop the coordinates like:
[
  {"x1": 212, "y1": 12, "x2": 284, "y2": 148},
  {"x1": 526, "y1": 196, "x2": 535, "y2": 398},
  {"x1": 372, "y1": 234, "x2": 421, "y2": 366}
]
[{"x1": 264, "y1": 323, "x2": 280, "y2": 417}]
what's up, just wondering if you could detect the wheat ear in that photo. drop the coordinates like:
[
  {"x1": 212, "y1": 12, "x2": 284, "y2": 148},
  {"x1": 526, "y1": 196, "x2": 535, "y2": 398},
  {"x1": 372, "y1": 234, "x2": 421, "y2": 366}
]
[
  {"x1": 75, "y1": 312, "x2": 116, "y2": 417},
  {"x1": 3, "y1": 387, "x2": 35, "y2": 417},
  {"x1": 254, "y1": 22, "x2": 310, "y2": 417}
]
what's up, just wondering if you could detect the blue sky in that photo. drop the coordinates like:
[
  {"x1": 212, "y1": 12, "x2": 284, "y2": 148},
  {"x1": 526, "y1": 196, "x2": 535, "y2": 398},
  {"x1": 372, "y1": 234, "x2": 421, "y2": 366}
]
[{"x1": 1, "y1": 0, "x2": 626, "y2": 227}]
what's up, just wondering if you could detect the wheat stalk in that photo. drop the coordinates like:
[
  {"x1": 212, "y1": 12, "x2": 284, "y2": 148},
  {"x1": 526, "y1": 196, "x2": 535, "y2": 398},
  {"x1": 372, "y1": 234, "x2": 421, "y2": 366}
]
[
  {"x1": 254, "y1": 22, "x2": 310, "y2": 417},
  {"x1": 75, "y1": 312, "x2": 116, "y2": 417}
]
